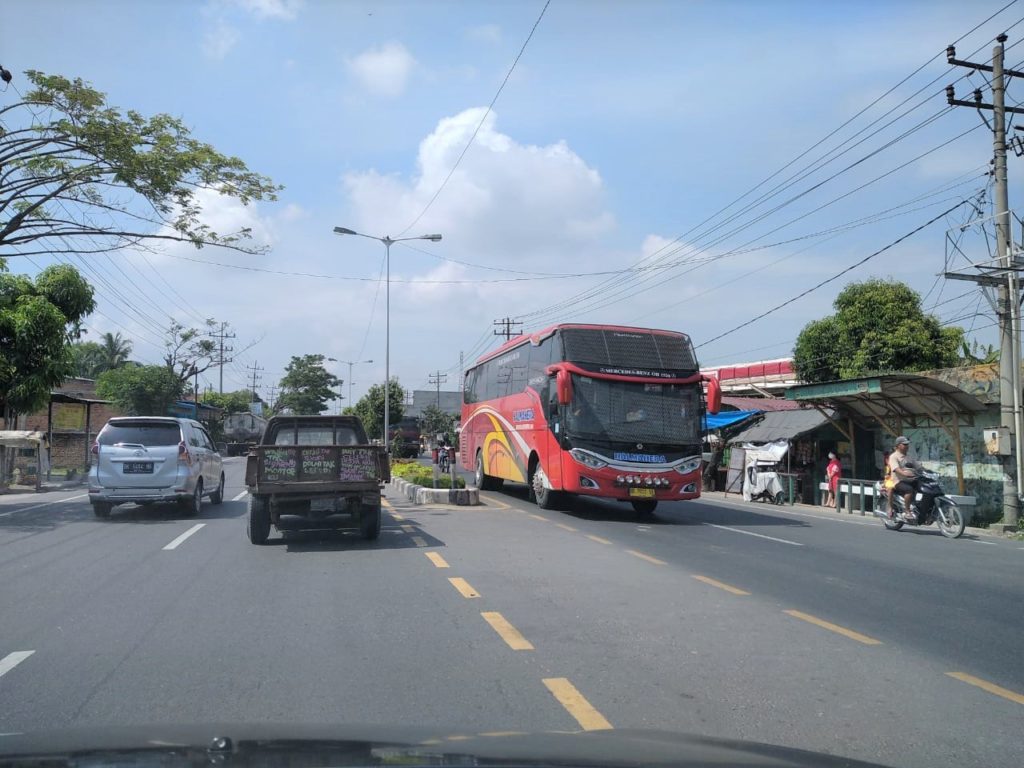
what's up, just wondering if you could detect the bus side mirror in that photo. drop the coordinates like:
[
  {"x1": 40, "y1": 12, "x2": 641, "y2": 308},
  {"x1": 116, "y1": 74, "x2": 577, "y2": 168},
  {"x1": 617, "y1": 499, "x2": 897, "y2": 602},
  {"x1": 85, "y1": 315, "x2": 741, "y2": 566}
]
[
  {"x1": 706, "y1": 377, "x2": 721, "y2": 415},
  {"x1": 556, "y1": 369, "x2": 572, "y2": 406}
]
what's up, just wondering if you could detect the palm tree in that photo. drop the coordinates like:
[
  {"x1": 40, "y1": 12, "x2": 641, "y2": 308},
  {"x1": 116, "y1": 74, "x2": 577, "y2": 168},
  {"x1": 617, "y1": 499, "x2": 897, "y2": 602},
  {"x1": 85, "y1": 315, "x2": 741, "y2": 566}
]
[{"x1": 100, "y1": 332, "x2": 133, "y2": 371}]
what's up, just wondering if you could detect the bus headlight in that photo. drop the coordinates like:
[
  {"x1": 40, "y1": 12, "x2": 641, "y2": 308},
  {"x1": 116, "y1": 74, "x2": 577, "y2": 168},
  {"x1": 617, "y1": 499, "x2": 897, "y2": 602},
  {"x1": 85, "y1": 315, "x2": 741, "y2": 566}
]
[
  {"x1": 674, "y1": 456, "x2": 702, "y2": 476},
  {"x1": 570, "y1": 449, "x2": 607, "y2": 470}
]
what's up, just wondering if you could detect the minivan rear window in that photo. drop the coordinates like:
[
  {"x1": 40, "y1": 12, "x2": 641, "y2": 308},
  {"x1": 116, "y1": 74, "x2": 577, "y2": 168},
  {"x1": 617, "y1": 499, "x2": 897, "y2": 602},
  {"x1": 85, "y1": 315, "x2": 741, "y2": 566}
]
[{"x1": 99, "y1": 422, "x2": 182, "y2": 447}]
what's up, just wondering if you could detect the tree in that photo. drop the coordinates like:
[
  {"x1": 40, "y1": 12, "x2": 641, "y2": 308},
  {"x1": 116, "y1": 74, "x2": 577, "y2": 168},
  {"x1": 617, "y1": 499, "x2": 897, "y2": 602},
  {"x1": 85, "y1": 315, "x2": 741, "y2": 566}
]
[
  {"x1": 276, "y1": 355, "x2": 341, "y2": 415},
  {"x1": 793, "y1": 279, "x2": 964, "y2": 384},
  {"x1": 354, "y1": 378, "x2": 406, "y2": 440},
  {"x1": 100, "y1": 331, "x2": 132, "y2": 370},
  {"x1": 71, "y1": 331, "x2": 133, "y2": 378},
  {"x1": 0, "y1": 71, "x2": 279, "y2": 258},
  {"x1": 71, "y1": 340, "x2": 107, "y2": 378},
  {"x1": 165, "y1": 319, "x2": 218, "y2": 384},
  {"x1": 202, "y1": 389, "x2": 259, "y2": 414},
  {"x1": 96, "y1": 365, "x2": 184, "y2": 416},
  {"x1": 0, "y1": 264, "x2": 95, "y2": 426},
  {"x1": 419, "y1": 403, "x2": 457, "y2": 443}
]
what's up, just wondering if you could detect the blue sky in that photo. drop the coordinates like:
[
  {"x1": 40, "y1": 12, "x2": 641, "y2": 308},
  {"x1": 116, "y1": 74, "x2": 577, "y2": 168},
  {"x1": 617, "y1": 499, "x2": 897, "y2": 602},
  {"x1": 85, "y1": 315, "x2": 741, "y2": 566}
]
[{"x1": 3, "y1": 0, "x2": 1022, "y2": 402}]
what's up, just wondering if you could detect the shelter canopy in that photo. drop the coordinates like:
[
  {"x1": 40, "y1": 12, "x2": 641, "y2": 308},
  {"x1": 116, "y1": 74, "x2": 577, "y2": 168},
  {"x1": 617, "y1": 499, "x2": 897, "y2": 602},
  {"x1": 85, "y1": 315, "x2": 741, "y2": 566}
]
[{"x1": 728, "y1": 408, "x2": 834, "y2": 444}]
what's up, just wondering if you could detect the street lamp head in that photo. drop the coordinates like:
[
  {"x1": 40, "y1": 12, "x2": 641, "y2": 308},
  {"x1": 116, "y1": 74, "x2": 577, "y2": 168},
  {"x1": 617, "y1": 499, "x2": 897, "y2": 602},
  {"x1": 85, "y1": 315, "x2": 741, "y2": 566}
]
[
  {"x1": 333, "y1": 226, "x2": 358, "y2": 236},
  {"x1": 422, "y1": 234, "x2": 443, "y2": 242}
]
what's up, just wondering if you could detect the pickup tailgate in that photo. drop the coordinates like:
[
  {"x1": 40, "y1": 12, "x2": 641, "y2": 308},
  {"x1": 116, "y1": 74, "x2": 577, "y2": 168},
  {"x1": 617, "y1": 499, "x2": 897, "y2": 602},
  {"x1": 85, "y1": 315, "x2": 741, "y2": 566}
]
[{"x1": 246, "y1": 445, "x2": 390, "y2": 489}]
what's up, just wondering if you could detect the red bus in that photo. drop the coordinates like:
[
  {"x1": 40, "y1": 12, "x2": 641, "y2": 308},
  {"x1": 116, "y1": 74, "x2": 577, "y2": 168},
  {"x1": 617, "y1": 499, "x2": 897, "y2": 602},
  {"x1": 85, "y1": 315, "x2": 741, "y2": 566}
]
[{"x1": 459, "y1": 323, "x2": 720, "y2": 513}]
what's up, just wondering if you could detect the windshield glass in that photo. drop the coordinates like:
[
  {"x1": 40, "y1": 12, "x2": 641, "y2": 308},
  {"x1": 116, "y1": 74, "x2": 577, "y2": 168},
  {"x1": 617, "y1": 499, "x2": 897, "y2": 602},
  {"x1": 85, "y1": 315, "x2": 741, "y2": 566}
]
[
  {"x1": 98, "y1": 422, "x2": 181, "y2": 447},
  {"x1": 566, "y1": 375, "x2": 700, "y2": 446}
]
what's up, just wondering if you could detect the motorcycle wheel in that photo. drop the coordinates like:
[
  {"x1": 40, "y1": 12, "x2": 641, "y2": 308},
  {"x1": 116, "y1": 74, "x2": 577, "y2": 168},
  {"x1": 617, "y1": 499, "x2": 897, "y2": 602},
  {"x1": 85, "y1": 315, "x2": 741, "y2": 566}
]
[
  {"x1": 882, "y1": 517, "x2": 904, "y2": 531},
  {"x1": 936, "y1": 498, "x2": 965, "y2": 539}
]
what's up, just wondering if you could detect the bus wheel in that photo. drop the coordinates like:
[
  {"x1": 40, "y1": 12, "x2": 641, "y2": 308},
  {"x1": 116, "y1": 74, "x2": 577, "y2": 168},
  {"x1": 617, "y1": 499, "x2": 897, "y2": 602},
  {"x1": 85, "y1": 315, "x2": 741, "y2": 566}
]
[
  {"x1": 631, "y1": 499, "x2": 658, "y2": 516},
  {"x1": 475, "y1": 450, "x2": 503, "y2": 491},
  {"x1": 531, "y1": 466, "x2": 561, "y2": 510}
]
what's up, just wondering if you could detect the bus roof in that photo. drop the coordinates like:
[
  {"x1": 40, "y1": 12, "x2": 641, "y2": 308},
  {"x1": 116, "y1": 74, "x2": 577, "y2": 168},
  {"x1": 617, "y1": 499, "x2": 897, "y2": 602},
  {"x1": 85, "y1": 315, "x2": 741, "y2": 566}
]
[{"x1": 471, "y1": 323, "x2": 691, "y2": 368}]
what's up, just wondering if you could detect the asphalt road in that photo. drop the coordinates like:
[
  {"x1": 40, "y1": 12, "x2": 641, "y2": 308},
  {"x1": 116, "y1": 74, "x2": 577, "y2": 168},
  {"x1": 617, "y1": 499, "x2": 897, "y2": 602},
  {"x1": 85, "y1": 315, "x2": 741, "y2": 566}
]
[{"x1": 1, "y1": 459, "x2": 1022, "y2": 767}]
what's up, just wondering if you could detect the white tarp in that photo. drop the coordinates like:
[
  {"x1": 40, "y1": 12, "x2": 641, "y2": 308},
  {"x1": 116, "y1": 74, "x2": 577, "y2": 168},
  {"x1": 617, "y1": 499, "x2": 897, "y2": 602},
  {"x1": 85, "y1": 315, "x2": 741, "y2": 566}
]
[
  {"x1": 0, "y1": 430, "x2": 47, "y2": 449},
  {"x1": 741, "y1": 439, "x2": 788, "y2": 502}
]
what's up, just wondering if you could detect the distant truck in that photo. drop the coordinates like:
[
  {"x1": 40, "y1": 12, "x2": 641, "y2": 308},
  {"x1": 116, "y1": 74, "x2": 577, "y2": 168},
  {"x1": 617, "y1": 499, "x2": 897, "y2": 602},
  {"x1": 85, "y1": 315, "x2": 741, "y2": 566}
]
[
  {"x1": 244, "y1": 415, "x2": 390, "y2": 545},
  {"x1": 223, "y1": 412, "x2": 268, "y2": 456},
  {"x1": 387, "y1": 417, "x2": 422, "y2": 458}
]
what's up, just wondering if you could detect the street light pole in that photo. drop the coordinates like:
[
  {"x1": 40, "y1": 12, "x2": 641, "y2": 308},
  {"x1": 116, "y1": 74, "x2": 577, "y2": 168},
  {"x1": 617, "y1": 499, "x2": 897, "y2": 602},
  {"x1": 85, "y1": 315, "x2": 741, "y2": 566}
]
[
  {"x1": 328, "y1": 357, "x2": 374, "y2": 412},
  {"x1": 332, "y1": 227, "x2": 442, "y2": 449}
]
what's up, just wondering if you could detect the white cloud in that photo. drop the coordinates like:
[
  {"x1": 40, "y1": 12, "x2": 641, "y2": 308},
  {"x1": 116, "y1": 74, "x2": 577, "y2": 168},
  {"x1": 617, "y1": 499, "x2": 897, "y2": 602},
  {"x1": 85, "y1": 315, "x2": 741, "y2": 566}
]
[
  {"x1": 346, "y1": 42, "x2": 417, "y2": 99},
  {"x1": 465, "y1": 24, "x2": 501, "y2": 45},
  {"x1": 279, "y1": 202, "x2": 310, "y2": 222},
  {"x1": 202, "y1": 20, "x2": 240, "y2": 60},
  {"x1": 229, "y1": 0, "x2": 303, "y2": 20}
]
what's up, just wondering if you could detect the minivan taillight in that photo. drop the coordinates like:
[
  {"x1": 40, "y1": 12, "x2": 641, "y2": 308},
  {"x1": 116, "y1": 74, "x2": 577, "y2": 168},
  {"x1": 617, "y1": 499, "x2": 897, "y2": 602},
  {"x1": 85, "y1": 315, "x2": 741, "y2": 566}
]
[
  {"x1": 178, "y1": 441, "x2": 192, "y2": 466},
  {"x1": 91, "y1": 441, "x2": 99, "y2": 456}
]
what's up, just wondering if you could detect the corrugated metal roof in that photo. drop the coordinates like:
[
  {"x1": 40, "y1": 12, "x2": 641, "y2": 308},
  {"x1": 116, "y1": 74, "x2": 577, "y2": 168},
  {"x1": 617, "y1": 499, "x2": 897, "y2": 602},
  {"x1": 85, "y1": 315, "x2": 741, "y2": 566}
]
[
  {"x1": 722, "y1": 396, "x2": 802, "y2": 412},
  {"x1": 728, "y1": 408, "x2": 834, "y2": 444}
]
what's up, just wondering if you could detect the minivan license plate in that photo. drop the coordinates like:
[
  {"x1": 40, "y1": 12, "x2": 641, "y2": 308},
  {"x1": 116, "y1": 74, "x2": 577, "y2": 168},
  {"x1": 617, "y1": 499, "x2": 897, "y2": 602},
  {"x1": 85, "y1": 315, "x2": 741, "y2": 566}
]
[{"x1": 123, "y1": 462, "x2": 153, "y2": 474}]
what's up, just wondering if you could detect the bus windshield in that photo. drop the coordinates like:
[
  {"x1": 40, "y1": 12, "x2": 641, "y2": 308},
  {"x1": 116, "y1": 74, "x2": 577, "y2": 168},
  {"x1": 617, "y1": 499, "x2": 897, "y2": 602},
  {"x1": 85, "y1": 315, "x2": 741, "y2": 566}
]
[{"x1": 566, "y1": 375, "x2": 700, "y2": 446}]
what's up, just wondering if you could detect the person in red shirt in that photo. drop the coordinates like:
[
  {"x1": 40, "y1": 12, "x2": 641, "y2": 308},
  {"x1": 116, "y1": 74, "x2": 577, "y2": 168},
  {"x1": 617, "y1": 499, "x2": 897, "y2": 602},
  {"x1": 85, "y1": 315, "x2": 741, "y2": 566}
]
[{"x1": 824, "y1": 451, "x2": 841, "y2": 507}]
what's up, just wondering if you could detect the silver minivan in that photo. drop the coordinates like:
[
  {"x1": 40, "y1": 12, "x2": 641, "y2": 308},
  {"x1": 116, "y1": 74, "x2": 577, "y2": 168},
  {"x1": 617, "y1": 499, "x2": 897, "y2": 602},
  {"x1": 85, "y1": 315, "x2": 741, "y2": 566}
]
[{"x1": 88, "y1": 417, "x2": 225, "y2": 518}]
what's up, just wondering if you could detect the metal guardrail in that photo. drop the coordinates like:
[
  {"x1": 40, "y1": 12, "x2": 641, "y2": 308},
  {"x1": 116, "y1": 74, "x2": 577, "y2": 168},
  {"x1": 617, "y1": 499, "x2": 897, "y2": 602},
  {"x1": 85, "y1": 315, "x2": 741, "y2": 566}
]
[{"x1": 820, "y1": 479, "x2": 877, "y2": 516}]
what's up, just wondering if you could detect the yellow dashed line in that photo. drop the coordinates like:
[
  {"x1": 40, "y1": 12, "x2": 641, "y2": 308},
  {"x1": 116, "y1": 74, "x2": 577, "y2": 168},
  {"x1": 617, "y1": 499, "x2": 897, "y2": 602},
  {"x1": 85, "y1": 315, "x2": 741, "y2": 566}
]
[
  {"x1": 381, "y1": 498, "x2": 393, "y2": 509},
  {"x1": 586, "y1": 534, "x2": 612, "y2": 545},
  {"x1": 555, "y1": 522, "x2": 578, "y2": 532},
  {"x1": 626, "y1": 549, "x2": 666, "y2": 566},
  {"x1": 482, "y1": 495, "x2": 512, "y2": 510},
  {"x1": 425, "y1": 552, "x2": 450, "y2": 568},
  {"x1": 479, "y1": 731, "x2": 526, "y2": 737},
  {"x1": 391, "y1": 513, "x2": 405, "y2": 521},
  {"x1": 401, "y1": 524, "x2": 415, "y2": 533},
  {"x1": 692, "y1": 574, "x2": 750, "y2": 596},
  {"x1": 445, "y1": 735, "x2": 472, "y2": 742},
  {"x1": 946, "y1": 672, "x2": 1024, "y2": 705},
  {"x1": 411, "y1": 535, "x2": 427, "y2": 547},
  {"x1": 784, "y1": 609, "x2": 882, "y2": 646},
  {"x1": 448, "y1": 577, "x2": 480, "y2": 598},
  {"x1": 481, "y1": 611, "x2": 535, "y2": 650},
  {"x1": 542, "y1": 678, "x2": 612, "y2": 731},
  {"x1": 528, "y1": 513, "x2": 548, "y2": 522}
]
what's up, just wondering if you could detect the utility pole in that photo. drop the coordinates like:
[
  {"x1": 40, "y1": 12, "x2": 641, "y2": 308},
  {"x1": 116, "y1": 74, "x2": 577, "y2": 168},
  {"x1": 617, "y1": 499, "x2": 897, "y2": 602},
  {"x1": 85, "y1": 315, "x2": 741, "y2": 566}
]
[
  {"x1": 246, "y1": 361, "x2": 263, "y2": 404},
  {"x1": 267, "y1": 385, "x2": 278, "y2": 410},
  {"x1": 428, "y1": 370, "x2": 448, "y2": 408},
  {"x1": 946, "y1": 34, "x2": 1024, "y2": 530},
  {"x1": 493, "y1": 317, "x2": 523, "y2": 342},
  {"x1": 459, "y1": 350, "x2": 465, "y2": 396},
  {"x1": 209, "y1": 322, "x2": 236, "y2": 394}
]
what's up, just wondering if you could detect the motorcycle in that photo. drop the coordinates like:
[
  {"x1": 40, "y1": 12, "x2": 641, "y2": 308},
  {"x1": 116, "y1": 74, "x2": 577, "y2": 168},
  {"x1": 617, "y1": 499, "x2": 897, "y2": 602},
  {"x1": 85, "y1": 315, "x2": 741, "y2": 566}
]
[{"x1": 872, "y1": 469, "x2": 965, "y2": 539}]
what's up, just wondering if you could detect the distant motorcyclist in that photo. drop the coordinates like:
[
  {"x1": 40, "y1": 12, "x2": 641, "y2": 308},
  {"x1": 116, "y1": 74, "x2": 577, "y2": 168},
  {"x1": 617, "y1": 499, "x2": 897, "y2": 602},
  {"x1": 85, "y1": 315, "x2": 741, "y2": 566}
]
[{"x1": 887, "y1": 435, "x2": 919, "y2": 519}]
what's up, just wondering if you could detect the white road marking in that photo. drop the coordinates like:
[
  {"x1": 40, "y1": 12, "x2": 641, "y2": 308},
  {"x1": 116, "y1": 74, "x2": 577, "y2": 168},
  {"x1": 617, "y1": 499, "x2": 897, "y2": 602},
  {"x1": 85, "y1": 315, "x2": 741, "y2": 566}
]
[
  {"x1": 970, "y1": 539, "x2": 998, "y2": 546},
  {"x1": 0, "y1": 651, "x2": 35, "y2": 679},
  {"x1": 704, "y1": 523, "x2": 803, "y2": 547},
  {"x1": 162, "y1": 524, "x2": 206, "y2": 551},
  {"x1": 0, "y1": 493, "x2": 88, "y2": 518},
  {"x1": 231, "y1": 491, "x2": 248, "y2": 502}
]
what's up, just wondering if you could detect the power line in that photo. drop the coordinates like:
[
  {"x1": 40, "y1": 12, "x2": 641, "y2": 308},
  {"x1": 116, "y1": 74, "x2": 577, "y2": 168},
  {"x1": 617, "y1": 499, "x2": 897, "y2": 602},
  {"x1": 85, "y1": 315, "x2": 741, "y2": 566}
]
[{"x1": 397, "y1": 0, "x2": 552, "y2": 236}]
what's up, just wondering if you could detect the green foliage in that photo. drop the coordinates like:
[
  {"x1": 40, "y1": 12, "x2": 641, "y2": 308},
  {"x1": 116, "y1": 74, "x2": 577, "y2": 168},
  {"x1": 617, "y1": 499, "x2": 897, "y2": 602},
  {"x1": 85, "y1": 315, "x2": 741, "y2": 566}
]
[
  {"x1": 72, "y1": 331, "x2": 133, "y2": 378},
  {"x1": 276, "y1": 354, "x2": 341, "y2": 415},
  {"x1": 0, "y1": 264, "x2": 95, "y2": 421},
  {"x1": 353, "y1": 378, "x2": 405, "y2": 440},
  {"x1": 793, "y1": 279, "x2": 964, "y2": 384},
  {"x1": 390, "y1": 460, "x2": 465, "y2": 489},
  {"x1": 202, "y1": 389, "x2": 257, "y2": 414},
  {"x1": 960, "y1": 340, "x2": 999, "y2": 365},
  {"x1": 419, "y1": 403, "x2": 458, "y2": 444},
  {"x1": 96, "y1": 365, "x2": 184, "y2": 416},
  {"x1": 165, "y1": 319, "x2": 219, "y2": 383},
  {"x1": 0, "y1": 71, "x2": 280, "y2": 256}
]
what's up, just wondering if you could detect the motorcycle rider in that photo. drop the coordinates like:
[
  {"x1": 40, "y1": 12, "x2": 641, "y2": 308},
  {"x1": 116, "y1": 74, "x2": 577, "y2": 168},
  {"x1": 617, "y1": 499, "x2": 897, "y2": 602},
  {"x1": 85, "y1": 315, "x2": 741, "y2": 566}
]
[{"x1": 887, "y1": 435, "x2": 919, "y2": 520}]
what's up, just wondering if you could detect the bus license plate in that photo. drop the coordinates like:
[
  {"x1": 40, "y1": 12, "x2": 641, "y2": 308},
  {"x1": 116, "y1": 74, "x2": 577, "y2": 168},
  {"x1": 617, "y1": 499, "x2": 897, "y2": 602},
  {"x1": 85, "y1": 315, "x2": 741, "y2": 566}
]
[
  {"x1": 123, "y1": 462, "x2": 153, "y2": 474},
  {"x1": 629, "y1": 488, "x2": 655, "y2": 498}
]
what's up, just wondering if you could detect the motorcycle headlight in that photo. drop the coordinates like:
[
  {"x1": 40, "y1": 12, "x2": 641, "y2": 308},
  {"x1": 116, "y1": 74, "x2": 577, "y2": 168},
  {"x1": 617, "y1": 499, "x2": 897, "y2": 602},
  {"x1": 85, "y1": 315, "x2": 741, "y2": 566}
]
[
  {"x1": 674, "y1": 456, "x2": 702, "y2": 476},
  {"x1": 570, "y1": 449, "x2": 607, "y2": 470}
]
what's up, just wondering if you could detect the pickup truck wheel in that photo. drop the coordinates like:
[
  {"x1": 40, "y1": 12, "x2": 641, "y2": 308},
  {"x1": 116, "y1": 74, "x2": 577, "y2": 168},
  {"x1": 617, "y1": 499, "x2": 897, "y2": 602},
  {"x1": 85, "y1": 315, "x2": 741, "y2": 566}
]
[
  {"x1": 360, "y1": 505, "x2": 382, "y2": 540},
  {"x1": 92, "y1": 501, "x2": 112, "y2": 519},
  {"x1": 248, "y1": 494, "x2": 271, "y2": 544},
  {"x1": 210, "y1": 473, "x2": 225, "y2": 505},
  {"x1": 180, "y1": 480, "x2": 202, "y2": 517}
]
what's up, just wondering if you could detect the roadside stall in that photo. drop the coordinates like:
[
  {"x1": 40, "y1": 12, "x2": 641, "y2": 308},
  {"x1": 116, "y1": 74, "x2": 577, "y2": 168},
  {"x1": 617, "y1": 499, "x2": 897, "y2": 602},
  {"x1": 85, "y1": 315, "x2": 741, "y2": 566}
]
[{"x1": 0, "y1": 431, "x2": 50, "y2": 492}]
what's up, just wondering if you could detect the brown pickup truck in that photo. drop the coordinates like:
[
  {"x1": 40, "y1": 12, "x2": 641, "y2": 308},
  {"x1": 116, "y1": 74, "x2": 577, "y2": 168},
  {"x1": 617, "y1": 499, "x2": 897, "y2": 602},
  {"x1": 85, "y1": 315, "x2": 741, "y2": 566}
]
[{"x1": 244, "y1": 415, "x2": 390, "y2": 545}]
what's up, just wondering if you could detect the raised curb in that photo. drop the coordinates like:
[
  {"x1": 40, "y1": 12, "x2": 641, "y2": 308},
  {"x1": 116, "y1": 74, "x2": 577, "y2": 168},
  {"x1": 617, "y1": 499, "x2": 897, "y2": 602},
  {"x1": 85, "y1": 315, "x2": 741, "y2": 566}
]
[{"x1": 389, "y1": 477, "x2": 480, "y2": 506}]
